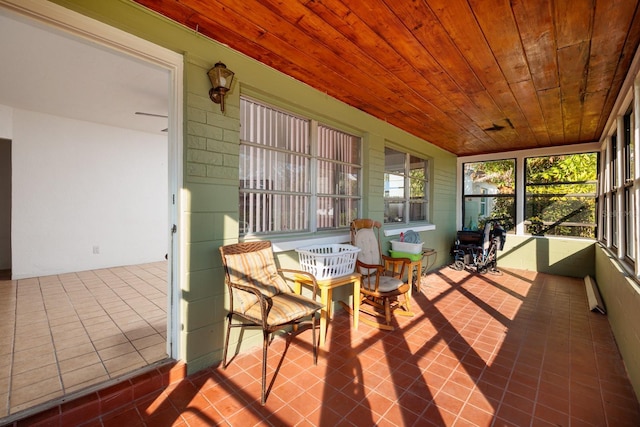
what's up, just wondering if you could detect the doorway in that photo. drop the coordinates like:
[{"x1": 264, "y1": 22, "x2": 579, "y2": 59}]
[{"x1": 0, "y1": 1, "x2": 183, "y2": 422}]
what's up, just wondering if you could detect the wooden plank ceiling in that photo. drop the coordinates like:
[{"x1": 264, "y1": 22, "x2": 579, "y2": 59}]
[{"x1": 134, "y1": 0, "x2": 640, "y2": 156}]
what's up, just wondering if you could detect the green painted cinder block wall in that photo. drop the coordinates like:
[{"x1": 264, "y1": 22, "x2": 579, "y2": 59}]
[
  {"x1": 594, "y1": 245, "x2": 640, "y2": 401},
  {"x1": 497, "y1": 235, "x2": 596, "y2": 278},
  {"x1": 49, "y1": 0, "x2": 458, "y2": 373}
]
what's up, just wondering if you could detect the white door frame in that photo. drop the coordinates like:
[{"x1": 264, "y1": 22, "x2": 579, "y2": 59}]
[{"x1": 0, "y1": 0, "x2": 184, "y2": 359}]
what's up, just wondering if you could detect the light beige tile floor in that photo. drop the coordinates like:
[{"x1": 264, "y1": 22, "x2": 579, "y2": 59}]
[{"x1": 0, "y1": 262, "x2": 168, "y2": 419}]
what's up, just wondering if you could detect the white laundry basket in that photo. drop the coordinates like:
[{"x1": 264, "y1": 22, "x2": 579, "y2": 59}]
[{"x1": 296, "y1": 244, "x2": 361, "y2": 280}]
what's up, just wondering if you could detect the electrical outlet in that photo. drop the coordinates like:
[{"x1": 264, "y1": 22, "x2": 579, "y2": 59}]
[{"x1": 93, "y1": 245, "x2": 100, "y2": 254}]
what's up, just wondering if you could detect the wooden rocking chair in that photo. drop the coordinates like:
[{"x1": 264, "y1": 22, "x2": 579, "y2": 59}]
[{"x1": 350, "y1": 219, "x2": 413, "y2": 331}]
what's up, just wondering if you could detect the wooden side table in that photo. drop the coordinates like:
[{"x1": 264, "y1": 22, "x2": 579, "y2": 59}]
[
  {"x1": 406, "y1": 259, "x2": 422, "y2": 294},
  {"x1": 294, "y1": 272, "x2": 361, "y2": 347},
  {"x1": 390, "y1": 249, "x2": 437, "y2": 293}
]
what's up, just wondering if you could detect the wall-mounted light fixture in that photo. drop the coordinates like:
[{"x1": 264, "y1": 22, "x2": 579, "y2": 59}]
[{"x1": 207, "y1": 62, "x2": 234, "y2": 113}]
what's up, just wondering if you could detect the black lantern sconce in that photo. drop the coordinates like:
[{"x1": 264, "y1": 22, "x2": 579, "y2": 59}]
[{"x1": 207, "y1": 62, "x2": 235, "y2": 113}]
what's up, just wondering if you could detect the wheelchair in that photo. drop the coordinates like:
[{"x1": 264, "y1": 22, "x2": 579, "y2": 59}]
[{"x1": 450, "y1": 220, "x2": 506, "y2": 274}]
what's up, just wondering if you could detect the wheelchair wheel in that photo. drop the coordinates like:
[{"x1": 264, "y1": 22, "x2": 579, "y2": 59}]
[{"x1": 453, "y1": 260, "x2": 465, "y2": 271}]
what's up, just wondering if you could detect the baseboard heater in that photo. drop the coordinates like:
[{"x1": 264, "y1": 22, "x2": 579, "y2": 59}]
[{"x1": 584, "y1": 275, "x2": 606, "y2": 314}]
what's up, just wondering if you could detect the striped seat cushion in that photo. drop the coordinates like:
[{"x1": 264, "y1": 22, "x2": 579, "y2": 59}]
[
  {"x1": 244, "y1": 292, "x2": 323, "y2": 326},
  {"x1": 223, "y1": 246, "x2": 295, "y2": 313}
]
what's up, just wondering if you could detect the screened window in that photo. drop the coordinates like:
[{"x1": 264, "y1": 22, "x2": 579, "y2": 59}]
[
  {"x1": 599, "y1": 109, "x2": 638, "y2": 271},
  {"x1": 462, "y1": 159, "x2": 515, "y2": 232},
  {"x1": 599, "y1": 161, "x2": 608, "y2": 244},
  {"x1": 624, "y1": 111, "x2": 635, "y2": 261},
  {"x1": 611, "y1": 133, "x2": 619, "y2": 249},
  {"x1": 524, "y1": 153, "x2": 598, "y2": 237},
  {"x1": 239, "y1": 98, "x2": 361, "y2": 236},
  {"x1": 383, "y1": 148, "x2": 429, "y2": 224}
]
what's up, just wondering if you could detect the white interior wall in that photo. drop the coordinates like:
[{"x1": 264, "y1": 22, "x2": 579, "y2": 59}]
[
  {"x1": 0, "y1": 104, "x2": 11, "y2": 139},
  {"x1": 0, "y1": 138, "x2": 10, "y2": 269},
  {"x1": 11, "y1": 107, "x2": 168, "y2": 279}
]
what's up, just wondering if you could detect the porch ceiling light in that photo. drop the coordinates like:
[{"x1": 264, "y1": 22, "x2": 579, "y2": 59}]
[{"x1": 207, "y1": 62, "x2": 234, "y2": 113}]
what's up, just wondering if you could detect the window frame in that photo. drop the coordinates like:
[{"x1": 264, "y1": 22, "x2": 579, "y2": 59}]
[
  {"x1": 239, "y1": 97, "x2": 362, "y2": 238},
  {"x1": 523, "y1": 153, "x2": 598, "y2": 238},
  {"x1": 383, "y1": 147, "x2": 430, "y2": 225},
  {"x1": 623, "y1": 110, "x2": 635, "y2": 262},
  {"x1": 611, "y1": 132, "x2": 619, "y2": 250},
  {"x1": 595, "y1": 58, "x2": 640, "y2": 279},
  {"x1": 461, "y1": 158, "x2": 517, "y2": 233},
  {"x1": 457, "y1": 144, "x2": 600, "y2": 237}
]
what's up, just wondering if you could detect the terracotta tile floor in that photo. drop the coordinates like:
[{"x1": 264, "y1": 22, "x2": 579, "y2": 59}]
[
  {"x1": 14, "y1": 266, "x2": 640, "y2": 427},
  {"x1": 0, "y1": 262, "x2": 168, "y2": 422}
]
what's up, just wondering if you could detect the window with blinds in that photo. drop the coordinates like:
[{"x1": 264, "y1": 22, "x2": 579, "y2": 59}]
[{"x1": 239, "y1": 98, "x2": 361, "y2": 236}]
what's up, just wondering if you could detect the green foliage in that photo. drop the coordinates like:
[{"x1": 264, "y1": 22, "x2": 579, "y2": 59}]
[
  {"x1": 465, "y1": 159, "x2": 515, "y2": 193},
  {"x1": 464, "y1": 159, "x2": 516, "y2": 231},
  {"x1": 464, "y1": 154, "x2": 598, "y2": 237},
  {"x1": 410, "y1": 165, "x2": 426, "y2": 198},
  {"x1": 525, "y1": 153, "x2": 598, "y2": 237},
  {"x1": 526, "y1": 153, "x2": 597, "y2": 183}
]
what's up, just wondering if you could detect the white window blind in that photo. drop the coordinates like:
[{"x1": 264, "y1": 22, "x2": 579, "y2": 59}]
[{"x1": 240, "y1": 98, "x2": 360, "y2": 236}]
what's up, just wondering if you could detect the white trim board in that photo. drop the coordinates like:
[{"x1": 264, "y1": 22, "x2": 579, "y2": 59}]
[{"x1": 584, "y1": 275, "x2": 606, "y2": 314}]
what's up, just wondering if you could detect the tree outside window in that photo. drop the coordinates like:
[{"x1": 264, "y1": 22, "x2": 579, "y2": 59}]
[
  {"x1": 524, "y1": 153, "x2": 598, "y2": 238},
  {"x1": 463, "y1": 159, "x2": 515, "y2": 232}
]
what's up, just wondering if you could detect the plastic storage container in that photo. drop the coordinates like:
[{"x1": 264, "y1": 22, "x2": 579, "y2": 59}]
[
  {"x1": 296, "y1": 244, "x2": 361, "y2": 280},
  {"x1": 388, "y1": 250, "x2": 423, "y2": 261},
  {"x1": 390, "y1": 240, "x2": 424, "y2": 254}
]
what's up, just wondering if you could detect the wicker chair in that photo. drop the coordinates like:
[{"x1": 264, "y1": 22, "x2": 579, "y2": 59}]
[
  {"x1": 350, "y1": 219, "x2": 413, "y2": 330},
  {"x1": 219, "y1": 240, "x2": 323, "y2": 405}
]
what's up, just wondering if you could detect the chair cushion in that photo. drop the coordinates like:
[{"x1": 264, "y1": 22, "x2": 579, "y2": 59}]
[
  {"x1": 244, "y1": 292, "x2": 323, "y2": 326},
  {"x1": 223, "y1": 247, "x2": 292, "y2": 312},
  {"x1": 362, "y1": 275, "x2": 404, "y2": 293},
  {"x1": 354, "y1": 228, "x2": 381, "y2": 275},
  {"x1": 377, "y1": 276, "x2": 404, "y2": 293}
]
